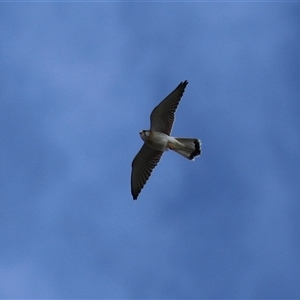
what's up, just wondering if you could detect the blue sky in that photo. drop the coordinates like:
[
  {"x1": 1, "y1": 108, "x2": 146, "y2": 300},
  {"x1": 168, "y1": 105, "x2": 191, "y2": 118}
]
[{"x1": 1, "y1": 2, "x2": 300, "y2": 298}]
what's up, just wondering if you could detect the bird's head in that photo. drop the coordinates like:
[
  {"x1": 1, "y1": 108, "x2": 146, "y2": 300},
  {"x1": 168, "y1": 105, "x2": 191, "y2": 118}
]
[{"x1": 139, "y1": 130, "x2": 150, "y2": 141}]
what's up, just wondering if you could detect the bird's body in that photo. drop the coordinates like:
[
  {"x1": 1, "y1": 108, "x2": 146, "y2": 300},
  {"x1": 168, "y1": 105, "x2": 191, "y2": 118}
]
[
  {"x1": 131, "y1": 80, "x2": 201, "y2": 200},
  {"x1": 140, "y1": 130, "x2": 200, "y2": 160},
  {"x1": 140, "y1": 130, "x2": 176, "y2": 151}
]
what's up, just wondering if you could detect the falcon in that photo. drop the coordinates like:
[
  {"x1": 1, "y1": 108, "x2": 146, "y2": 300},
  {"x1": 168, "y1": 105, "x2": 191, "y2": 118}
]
[{"x1": 131, "y1": 80, "x2": 201, "y2": 200}]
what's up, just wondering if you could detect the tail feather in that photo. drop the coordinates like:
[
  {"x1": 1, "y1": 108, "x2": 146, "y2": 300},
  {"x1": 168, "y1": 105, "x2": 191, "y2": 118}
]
[{"x1": 173, "y1": 138, "x2": 202, "y2": 160}]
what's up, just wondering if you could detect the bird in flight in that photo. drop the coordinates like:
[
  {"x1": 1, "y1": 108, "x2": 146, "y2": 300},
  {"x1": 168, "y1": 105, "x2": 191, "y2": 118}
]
[{"x1": 131, "y1": 80, "x2": 201, "y2": 200}]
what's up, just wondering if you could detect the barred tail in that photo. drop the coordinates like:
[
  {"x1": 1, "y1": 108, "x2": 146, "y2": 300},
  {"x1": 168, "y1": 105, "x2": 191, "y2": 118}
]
[{"x1": 173, "y1": 138, "x2": 202, "y2": 160}]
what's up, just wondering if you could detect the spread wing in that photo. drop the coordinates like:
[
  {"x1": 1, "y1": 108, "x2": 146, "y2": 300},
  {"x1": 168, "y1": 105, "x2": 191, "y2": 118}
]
[
  {"x1": 131, "y1": 143, "x2": 163, "y2": 200},
  {"x1": 150, "y1": 80, "x2": 188, "y2": 135}
]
